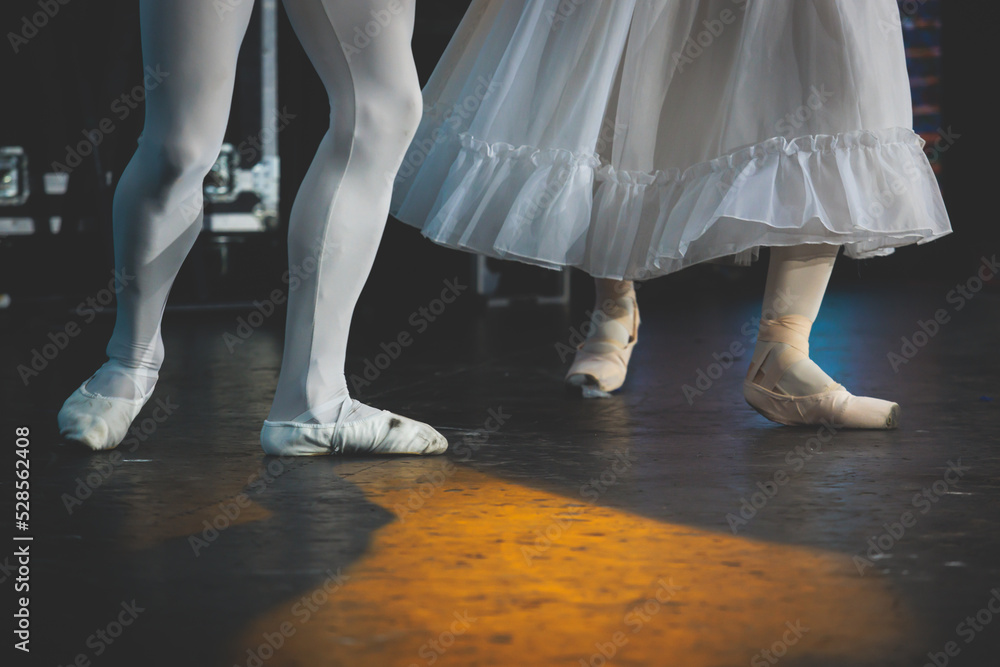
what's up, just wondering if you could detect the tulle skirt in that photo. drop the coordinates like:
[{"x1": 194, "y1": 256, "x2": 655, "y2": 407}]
[{"x1": 391, "y1": 0, "x2": 952, "y2": 280}]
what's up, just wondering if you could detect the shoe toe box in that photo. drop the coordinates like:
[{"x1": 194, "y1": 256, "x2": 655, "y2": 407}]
[
  {"x1": 58, "y1": 389, "x2": 128, "y2": 450},
  {"x1": 841, "y1": 395, "x2": 901, "y2": 430},
  {"x1": 375, "y1": 414, "x2": 449, "y2": 455},
  {"x1": 58, "y1": 405, "x2": 113, "y2": 450}
]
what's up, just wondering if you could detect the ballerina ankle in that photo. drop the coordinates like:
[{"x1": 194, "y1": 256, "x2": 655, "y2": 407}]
[
  {"x1": 748, "y1": 315, "x2": 837, "y2": 397},
  {"x1": 565, "y1": 295, "x2": 639, "y2": 396}
]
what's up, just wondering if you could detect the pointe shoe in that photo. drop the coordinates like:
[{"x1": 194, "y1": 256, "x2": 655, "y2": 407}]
[
  {"x1": 743, "y1": 315, "x2": 900, "y2": 429},
  {"x1": 743, "y1": 382, "x2": 900, "y2": 429},
  {"x1": 260, "y1": 398, "x2": 448, "y2": 456},
  {"x1": 565, "y1": 295, "x2": 639, "y2": 398},
  {"x1": 58, "y1": 364, "x2": 158, "y2": 450}
]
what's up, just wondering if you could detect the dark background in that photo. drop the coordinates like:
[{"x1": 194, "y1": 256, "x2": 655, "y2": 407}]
[
  {"x1": 0, "y1": 1, "x2": 487, "y2": 314},
  {"x1": 0, "y1": 0, "x2": 996, "y2": 320},
  {"x1": 0, "y1": 7, "x2": 996, "y2": 663}
]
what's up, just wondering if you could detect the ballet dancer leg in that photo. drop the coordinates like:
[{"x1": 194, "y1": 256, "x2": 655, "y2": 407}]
[
  {"x1": 59, "y1": 0, "x2": 256, "y2": 449},
  {"x1": 744, "y1": 244, "x2": 899, "y2": 429},
  {"x1": 565, "y1": 278, "x2": 640, "y2": 398},
  {"x1": 259, "y1": 0, "x2": 446, "y2": 455}
]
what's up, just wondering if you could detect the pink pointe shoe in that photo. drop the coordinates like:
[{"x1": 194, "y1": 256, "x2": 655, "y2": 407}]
[
  {"x1": 743, "y1": 315, "x2": 900, "y2": 429},
  {"x1": 565, "y1": 295, "x2": 639, "y2": 399}
]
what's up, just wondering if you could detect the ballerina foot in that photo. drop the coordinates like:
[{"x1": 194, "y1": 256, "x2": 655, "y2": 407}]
[
  {"x1": 744, "y1": 315, "x2": 899, "y2": 429},
  {"x1": 743, "y1": 381, "x2": 900, "y2": 429},
  {"x1": 565, "y1": 290, "x2": 639, "y2": 398},
  {"x1": 57, "y1": 361, "x2": 158, "y2": 450},
  {"x1": 261, "y1": 399, "x2": 448, "y2": 456}
]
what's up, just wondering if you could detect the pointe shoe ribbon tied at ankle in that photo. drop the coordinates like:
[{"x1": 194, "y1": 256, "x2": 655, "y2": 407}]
[
  {"x1": 260, "y1": 398, "x2": 448, "y2": 457},
  {"x1": 743, "y1": 315, "x2": 900, "y2": 429},
  {"x1": 565, "y1": 297, "x2": 639, "y2": 395}
]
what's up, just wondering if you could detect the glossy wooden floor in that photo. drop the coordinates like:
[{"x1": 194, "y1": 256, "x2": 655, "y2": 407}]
[{"x1": 4, "y1": 279, "x2": 999, "y2": 667}]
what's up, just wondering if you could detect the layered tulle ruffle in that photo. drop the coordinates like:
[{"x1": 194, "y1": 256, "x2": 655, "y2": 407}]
[
  {"x1": 390, "y1": 0, "x2": 952, "y2": 280},
  {"x1": 393, "y1": 124, "x2": 950, "y2": 280}
]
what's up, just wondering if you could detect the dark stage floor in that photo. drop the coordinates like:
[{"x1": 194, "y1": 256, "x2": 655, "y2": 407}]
[{"x1": 3, "y1": 276, "x2": 999, "y2": 667}]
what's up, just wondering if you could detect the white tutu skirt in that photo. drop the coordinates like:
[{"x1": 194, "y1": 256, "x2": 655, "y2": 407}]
[{"x1": 391, "y1": 0, "x2": 952, "y2": 280}]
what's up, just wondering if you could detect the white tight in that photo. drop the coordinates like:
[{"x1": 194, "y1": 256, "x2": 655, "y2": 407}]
[
  {"x1": 761, "y1": 245, "x2": 839, "y2": 324},
  {"x1": 752, "y1": 244, "x2": 840, "y2": 396},
  {"x1": 93, "y1": 0, "x2": 422, "y2": 423}
]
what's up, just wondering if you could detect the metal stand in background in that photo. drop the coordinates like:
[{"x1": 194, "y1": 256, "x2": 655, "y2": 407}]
[
  {"x1": 190, "y1": 0, "x2": 282, "y2": 307},
  {"x1": 475, "y1": 255, "x2": 572, "y2": 308},
  {"x1": 203, "y1": 0, "x2": 280, "y2": 241},
  {"x1": 0, "y1": 147, "x2": 32, "y2": 309}
]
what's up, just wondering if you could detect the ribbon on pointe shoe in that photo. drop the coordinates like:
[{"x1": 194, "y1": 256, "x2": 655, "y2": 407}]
[
  {"x1": 565, "y1": 296, "x2": 639, "y2": 395},
  {"x1": 744, "y1": 315, "x2": 900, "y2": 429}
]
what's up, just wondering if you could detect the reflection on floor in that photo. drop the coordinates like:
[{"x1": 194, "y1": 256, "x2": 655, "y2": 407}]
[
  {"x1": 228, "y1": 461, "x2": 912, "y2": 667},
  {"x1": 7, "y1": 283, "x2": 999, "y2": 666}
]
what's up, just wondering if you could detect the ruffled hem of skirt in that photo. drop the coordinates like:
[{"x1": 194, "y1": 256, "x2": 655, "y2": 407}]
[{"x1": 391, "y1": 125, "x2": 952, "y2": 280}]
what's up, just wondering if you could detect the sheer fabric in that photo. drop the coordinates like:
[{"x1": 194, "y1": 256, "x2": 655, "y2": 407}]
[{"x1": 392, "y1": 0, "x2": 951, "y2": 280}]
